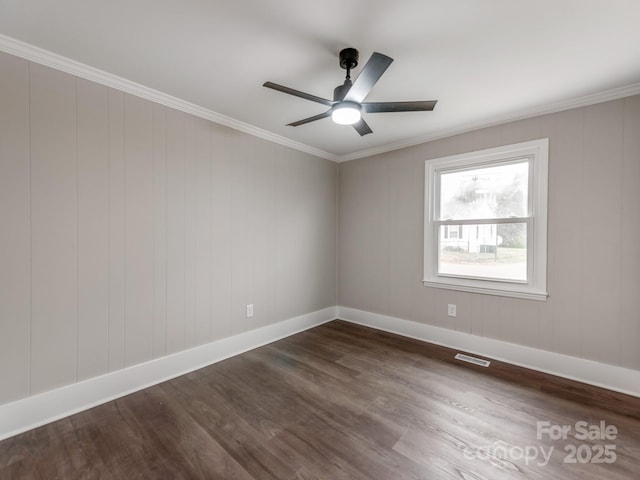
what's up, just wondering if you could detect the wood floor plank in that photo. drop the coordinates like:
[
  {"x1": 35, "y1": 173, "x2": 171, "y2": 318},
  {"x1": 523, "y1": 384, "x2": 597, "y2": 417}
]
[{"x1": 1, "y1": 320, "x2": 639, "y2": 479}]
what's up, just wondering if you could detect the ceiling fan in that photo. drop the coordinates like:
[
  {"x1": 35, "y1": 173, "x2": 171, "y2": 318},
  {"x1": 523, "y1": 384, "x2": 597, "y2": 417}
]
[{"x1": 263, "y1": 48, "x2": 437, "y2": 136}]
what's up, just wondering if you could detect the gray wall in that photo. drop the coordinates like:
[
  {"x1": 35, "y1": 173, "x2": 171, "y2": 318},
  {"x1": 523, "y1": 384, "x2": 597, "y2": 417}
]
[
  {"x1": 339, "y1": 96, "x2": 640, "y2": 371},
  {"x1": 2, "y1": 45, "x2": 639, "y2": 409},
  {"x1": 0, "y1": 51, "x2": 338, "y2": 405}
]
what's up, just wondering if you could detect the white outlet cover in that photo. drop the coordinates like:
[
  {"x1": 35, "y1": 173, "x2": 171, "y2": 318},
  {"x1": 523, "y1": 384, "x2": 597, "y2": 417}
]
[
  {"x1": 447, "y1": 304, "x2": 457, "y2": 317},
  {"x1": 246, "y1": 304, "x2": 254, "y2": 318}
]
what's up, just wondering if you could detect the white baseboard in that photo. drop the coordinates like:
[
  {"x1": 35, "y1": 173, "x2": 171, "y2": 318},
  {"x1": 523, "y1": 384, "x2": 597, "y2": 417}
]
[
  {"x1": 338, "y1": 306, "x2": 640, "y2": 399},
  {"x1": 4, "y1": 304, "x2": 637, "y2": 442},
  {"x1": 0, "y1": 306, "x2": 337, "y2": 441}
]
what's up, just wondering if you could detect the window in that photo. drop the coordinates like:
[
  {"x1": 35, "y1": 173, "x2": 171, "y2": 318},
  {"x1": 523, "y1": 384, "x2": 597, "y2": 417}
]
[{"x1": 424, "y1": 139, "x2": 548, "y2": 300}]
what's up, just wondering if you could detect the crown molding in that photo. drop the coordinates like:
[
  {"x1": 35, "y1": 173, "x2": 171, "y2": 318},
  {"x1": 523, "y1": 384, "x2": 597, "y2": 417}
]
[
  {"x1": 2, "y1": 34, "x2": 639, "y2": 164},
  {"x1": 0, "y1": 34, "x2": 338, "y2": 162},
  {"x1": 336, "y1": 81, "x2": 640, "y2": 162}
]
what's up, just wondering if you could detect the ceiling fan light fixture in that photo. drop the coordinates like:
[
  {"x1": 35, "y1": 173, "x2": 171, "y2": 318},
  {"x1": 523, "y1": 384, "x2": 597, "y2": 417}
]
[
  {"x1": 264, "y1": 49, "x2": 437, "y2": 136},
  {"x1": 331, "y1": 102, "x2": 361, "y2": 125}
]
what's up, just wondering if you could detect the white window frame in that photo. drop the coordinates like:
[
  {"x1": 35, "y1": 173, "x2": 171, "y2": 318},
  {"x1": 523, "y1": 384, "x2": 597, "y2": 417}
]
[{"x1": 423, "y1": 138, "x2": 549, "y2": 301}]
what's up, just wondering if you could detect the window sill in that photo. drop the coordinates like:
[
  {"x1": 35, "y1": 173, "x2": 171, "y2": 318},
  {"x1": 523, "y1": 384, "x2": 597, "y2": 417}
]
[{"x1": 422, "y1": 280, "x2": 548, "y2": 301}]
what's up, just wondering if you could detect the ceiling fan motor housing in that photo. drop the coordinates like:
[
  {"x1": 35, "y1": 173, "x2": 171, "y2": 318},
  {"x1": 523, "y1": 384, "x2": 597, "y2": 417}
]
[{"x1": 334, "y1": 80, "x2": 352, "y2": 101}]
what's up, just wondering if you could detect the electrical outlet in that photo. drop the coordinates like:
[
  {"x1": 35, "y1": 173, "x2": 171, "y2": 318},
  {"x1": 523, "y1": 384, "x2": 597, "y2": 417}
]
[
  {"x1": 447, "y1": 304, "x2": 457, "y2": 317},
  {"x1": 246, "y1": 304, "x2": 254, "y2": 318}
]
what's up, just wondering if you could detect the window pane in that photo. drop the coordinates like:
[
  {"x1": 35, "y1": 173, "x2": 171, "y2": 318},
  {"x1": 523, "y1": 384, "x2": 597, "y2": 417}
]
[
  {"x1": 439, "y1": 161, "x2": 528, "y2": 220},
  {"x1": 438, "y1": 223, "x2": 527, "y2": 281}
]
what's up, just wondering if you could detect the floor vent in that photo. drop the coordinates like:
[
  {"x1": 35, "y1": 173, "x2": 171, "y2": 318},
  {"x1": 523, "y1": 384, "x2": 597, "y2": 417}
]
[{"x1": 455, "y1": 353, "x2": 491, "y2": 367}]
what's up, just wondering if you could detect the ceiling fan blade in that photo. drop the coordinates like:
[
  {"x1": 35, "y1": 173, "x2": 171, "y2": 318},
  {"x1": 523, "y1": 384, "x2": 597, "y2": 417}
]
[
  {"x1": 352, "y1": 118, "x2": 373, "y2": 136},
  {"x1": 363, "y1": 100, "x2": 437, "y2": 113},
  {"x1": 286, "y1": 110, "x2": 332, "y2": 127},
  {"x1": 263, "y1": 82, "x2": 334, "y2": 107},
  {"x1": 343, "y1": 52, "x2": 393, "y2": 103}
]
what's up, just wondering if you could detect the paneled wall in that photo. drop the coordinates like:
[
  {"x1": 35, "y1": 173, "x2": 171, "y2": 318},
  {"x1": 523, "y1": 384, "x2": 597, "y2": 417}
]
[
  {"x1": 0, "y1": 51, "x2": 338, "y2": 405},
  {"x1": 339, "y1": 95, "x2": 640, "y2": 371},
  {"x1": 2, "y1": 45, "x2": 638, "y2": 409}
]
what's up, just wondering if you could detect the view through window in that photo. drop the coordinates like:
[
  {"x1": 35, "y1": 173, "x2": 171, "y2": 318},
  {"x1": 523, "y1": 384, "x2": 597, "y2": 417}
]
[{"x1": 438, "y1": 161, "x2": 529, "y2": 282}]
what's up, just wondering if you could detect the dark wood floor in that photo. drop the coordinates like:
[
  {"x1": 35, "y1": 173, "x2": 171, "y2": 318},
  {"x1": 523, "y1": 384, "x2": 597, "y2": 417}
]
[{"x1": 1, "y1": 320, "x2": 639, "y2": 479}]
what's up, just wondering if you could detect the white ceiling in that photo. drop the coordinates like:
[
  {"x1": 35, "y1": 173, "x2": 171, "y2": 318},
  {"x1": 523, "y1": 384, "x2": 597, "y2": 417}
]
[{"x1": 1, "y1": 0, "x2": 639, "y2": 160}]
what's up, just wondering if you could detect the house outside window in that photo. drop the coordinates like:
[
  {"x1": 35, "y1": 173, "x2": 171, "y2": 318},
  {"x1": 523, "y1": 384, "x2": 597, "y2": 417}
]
[{"x1": 423, "y1": 139, "x2": 549, "y2": 300}]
